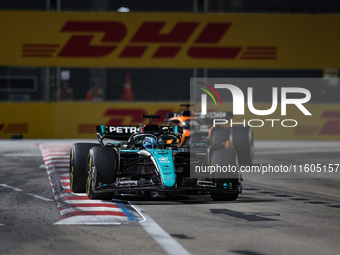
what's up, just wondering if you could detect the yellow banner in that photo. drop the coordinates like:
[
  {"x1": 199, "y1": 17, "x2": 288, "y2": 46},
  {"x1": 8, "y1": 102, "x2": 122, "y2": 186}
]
[
  {"x1": 53, "y1": 102, "x2": 182, "y2": 138},
  {"x1": 1, "y1": 11, "x2": 340, "y2": 69},
  {"x1": 232, "y1": 104, "x2": 340, "y2": 141},
  {"x1": 0, "y1": 102, "x2": 183, "y2": 138},
  {"x1": 0, "y1": 103, "x2": 54, "y2": 138},
  {"x1": 1, "y1": 102, "x2": 340, "y2": 140}
]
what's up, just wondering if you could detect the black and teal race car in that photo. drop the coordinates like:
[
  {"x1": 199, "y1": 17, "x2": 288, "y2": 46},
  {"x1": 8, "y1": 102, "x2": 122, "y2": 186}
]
[{"x1": 69, "y1": 115, "x2": 242, "y2": 201}]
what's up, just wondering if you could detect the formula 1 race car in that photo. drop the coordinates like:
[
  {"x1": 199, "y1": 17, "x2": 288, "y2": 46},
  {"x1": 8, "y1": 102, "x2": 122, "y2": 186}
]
[
  {"x1": 69, "y1": 115, "x2": 242, "y2": 201},
  {"x1": 165, "y1": 104, "x2": 254, "y2": 165}
]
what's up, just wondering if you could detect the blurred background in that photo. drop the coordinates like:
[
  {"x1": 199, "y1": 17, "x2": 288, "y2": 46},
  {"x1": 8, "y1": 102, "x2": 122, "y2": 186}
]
[{"x1": 0, "y1": 0, "x2": 339, "y2": 139}]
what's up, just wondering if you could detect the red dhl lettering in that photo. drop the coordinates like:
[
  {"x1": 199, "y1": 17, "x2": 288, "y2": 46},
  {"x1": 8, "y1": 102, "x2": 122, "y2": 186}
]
[
  {"x1": 130, "y1": 22, "x2": 199, "y2": 43},
  {"x1": 319, "y1": 111, "x2": 340, "y2": 135},
  {"x1": 0, "y1": 123, "x2": 28, "y2": 133},
  {"x1": 22, "y1": 21, "x2": 277, "y2": 60},
  {"x1": 295, "y1": 111, "x2": 340, "y2": 136},
  {"x1": 58, "y1": 21, "x2": 126, "y2": 57}
]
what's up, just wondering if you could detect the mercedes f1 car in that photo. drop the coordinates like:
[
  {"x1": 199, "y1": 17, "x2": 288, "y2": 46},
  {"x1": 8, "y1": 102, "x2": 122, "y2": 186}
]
[
  {"x1": 166, "y1": 104, "x2": 254, "y2": 165},
  {"x1": 69, "y1": 115, "x2": 242, "y2": 201}
]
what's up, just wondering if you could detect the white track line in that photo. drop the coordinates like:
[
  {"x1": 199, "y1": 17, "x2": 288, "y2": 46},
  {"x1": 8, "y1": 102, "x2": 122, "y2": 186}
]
[
  {"x1": 0, "y1": 184, "x2": 53, "y2": 201},
  {"x1": 54, "y1": 216, "x2": 123, "y2": 225},
  {"x1": 3, "y1": 153, "x2": 39, "y2": 157},
  {"x1": 132, "y1": 204, "x2": 192, "y2": 255},
  {"x1": 0, "y1": 184, "x2": 23, "y2": 192},
  {"x1": 26, "y1": 193, "x2": 53, "y2": 202}
]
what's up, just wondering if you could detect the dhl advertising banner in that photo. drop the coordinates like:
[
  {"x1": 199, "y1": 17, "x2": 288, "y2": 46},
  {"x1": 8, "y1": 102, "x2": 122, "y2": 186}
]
[
  {"x1": 1, "y1": 11, "x2": 340, "y2": 69},
  {"x1": 0, "y1": 103, "x2": 54, "y2": 138},
  {"x1": 0, "y1": 102, "x2": 183, "y2": 139},
  {"x1": 1, "y1": 102, "x2": 340, "y2": 140},
  {"x1": 231, "y1": 104, "x2": 340, "y2": 141}
]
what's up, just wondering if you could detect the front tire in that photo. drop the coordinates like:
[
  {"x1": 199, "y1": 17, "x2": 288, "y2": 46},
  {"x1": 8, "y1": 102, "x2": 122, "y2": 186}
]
[
  {"x1": 70, "y1": 143, "x2": 100, "y2": 193},
  {"x1": 86, "y1": 146, "x2": 117, "y2": 200}
]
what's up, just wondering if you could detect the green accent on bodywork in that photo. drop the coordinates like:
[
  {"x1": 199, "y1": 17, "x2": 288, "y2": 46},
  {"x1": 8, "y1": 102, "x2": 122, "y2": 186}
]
[
  {"x1": 149, "y1": 149, "x2": 176, "y2": 188},
  {"x1": 70, "y1": 165, "x2": 74, "y2": 189},
  {"x1": 87, "y1": 156, "x2": 92, "y2": 196},
  {"x1": 121, "y1": 149, "x2": 140, "y2": 152}
]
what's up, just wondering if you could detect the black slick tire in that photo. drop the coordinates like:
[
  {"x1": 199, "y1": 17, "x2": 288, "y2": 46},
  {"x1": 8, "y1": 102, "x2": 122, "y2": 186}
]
[
  {"x1": 86, "y1": 146, "x2": 117, "y2": 200},
  {"x1": 210, "y1": 126, "x2": 231, "y2": 146},
  {"x1": 70, "y1": 143, "x2": 100, "y2": 193}
]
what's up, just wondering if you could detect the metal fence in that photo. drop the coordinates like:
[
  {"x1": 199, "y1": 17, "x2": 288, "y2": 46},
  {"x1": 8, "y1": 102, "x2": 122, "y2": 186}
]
[
  {"x1": 2, "y1": 67, "x2": 336, "y2": 102},
  {"x1": 1, "y1": 0, "x2": 340, "y2": 12}
]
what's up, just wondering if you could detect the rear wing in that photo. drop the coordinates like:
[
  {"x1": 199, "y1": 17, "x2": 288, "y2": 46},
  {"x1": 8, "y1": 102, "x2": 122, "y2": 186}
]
[
  {"x1": 96, "y1": 125, "x2": 140, "y2": 140},
  {"x1": 96, "y1": 125, "x2": 183, "y2": 141}
]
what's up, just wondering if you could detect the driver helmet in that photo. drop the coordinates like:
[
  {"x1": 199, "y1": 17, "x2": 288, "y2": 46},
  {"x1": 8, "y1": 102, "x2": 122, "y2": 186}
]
[
  {"x1": 158, "y1": 137, "x2": 163, "y2": 148},
  {"x1": 182, "y1": 120, "x2": 190, "y2": 130},
  {"x1": 143, "y1": 136, "x2": 157, "y2": 149}
]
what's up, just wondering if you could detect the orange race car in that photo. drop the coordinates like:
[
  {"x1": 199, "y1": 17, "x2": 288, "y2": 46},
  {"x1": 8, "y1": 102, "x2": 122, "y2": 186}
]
[{"x1": 165, "y1": 104, "x2": 254, "y2": 165}]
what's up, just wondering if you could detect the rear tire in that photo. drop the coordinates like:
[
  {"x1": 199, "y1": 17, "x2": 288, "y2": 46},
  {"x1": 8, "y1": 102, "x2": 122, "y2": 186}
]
[
  {"x1": 209, "y1": 147, "x2": 240, "y2": 201},
  {"x1": 70, "y1": 143, "x2": 100, "y2": 193},
  {"x1": 231, "y1": 126, "x2": 254, "y2": 165},
  {"x1": 86, "y1": 146, "x2": 117, "y2": 200},
  {"x1": 210, "y1": 126, "x2": 231, "y2": 147}
]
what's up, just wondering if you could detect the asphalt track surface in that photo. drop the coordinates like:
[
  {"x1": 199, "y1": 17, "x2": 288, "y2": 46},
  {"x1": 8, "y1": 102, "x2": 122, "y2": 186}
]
[{"x1": 0, "y1": 139, "x2": 340, "y2": 255}]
